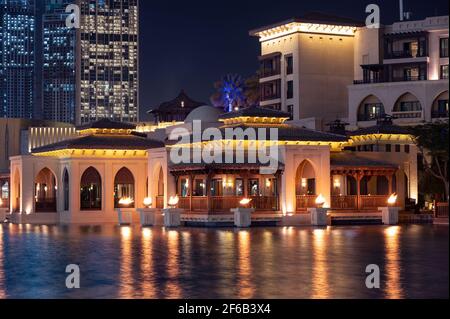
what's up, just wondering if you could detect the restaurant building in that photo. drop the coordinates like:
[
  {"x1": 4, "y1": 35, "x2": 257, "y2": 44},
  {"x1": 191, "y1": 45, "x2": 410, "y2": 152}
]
[{"x1": 8, "y1": 106, "x2": 418, "y2": 225}]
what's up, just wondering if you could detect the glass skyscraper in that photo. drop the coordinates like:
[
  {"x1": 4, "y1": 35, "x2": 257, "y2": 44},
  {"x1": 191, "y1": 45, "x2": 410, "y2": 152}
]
[
  {"x1": 42, "y1": 0, "x2": 139, "y2": 125},
  {"x1": 0, "y1": 0, "x2": 35, "y2": 119},
  {"x1": 42, "y1": 0, "x2": 76, "y2": 123},
  {"x1": 77, "y1": 0, "x2": 139, "y2": 124}
]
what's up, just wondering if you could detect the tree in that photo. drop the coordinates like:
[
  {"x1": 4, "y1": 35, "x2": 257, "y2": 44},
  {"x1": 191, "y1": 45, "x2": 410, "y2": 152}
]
[
  {"x1": 210, "y1": 74, "x2": 260, "y2": 112},
  {"x1": 210, "y1": 74, "x2": 246, "y2": 112},
  {"x1": 411, "y1": 122, "x2": 449, "y2": 201}
]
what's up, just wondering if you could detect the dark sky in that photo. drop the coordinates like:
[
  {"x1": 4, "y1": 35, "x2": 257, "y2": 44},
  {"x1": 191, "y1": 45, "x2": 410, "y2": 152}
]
[{"x1": 139, "y1": 0, "x2": 449, "y2": 119}]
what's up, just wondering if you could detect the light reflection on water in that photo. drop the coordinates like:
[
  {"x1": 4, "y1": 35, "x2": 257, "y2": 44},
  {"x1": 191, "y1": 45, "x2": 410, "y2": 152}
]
[
  {"x1": 384, "y1": 226, "x2": 403, "y2": 299},
  {"x1": 0, "y1": 224, "x2": 448, "y2": 299}
]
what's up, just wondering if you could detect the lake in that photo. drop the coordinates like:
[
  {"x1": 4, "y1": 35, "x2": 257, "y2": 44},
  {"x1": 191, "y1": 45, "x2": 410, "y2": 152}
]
[{"x1": 0, "y1": 224, "x2": 448, "y2": 299}]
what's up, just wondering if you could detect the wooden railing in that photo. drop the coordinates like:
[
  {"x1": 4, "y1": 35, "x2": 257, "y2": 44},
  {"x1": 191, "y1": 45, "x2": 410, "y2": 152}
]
[
  {"x1": 156, "y1": 196, "x2": 164, "y2": 209},
  {"x1": 177, "y1": 196, "x2": 279, "y2": 212},
  {"x1": 360, "y1": 195, "x2": 389, "y2": 209},
  {"x1": 435, "y1": 202, "x2": 449, "y2": 218},
  {"x1": 296, "y1": 195, "x2": 317, "y2": 211},
  {"x1": 331, "y1": 196, "x2": 358, "y2": 210}
]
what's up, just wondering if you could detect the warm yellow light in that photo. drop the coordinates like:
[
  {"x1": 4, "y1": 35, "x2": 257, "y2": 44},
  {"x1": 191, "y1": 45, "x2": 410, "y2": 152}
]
[
  {"x1": 301, "y1": 178, "x2": 307, "y2": 188},
  {"x1": 315, "y1": 194, "x2": 326, "y2": 208},
  {"x1": 333, "y1": 179, "x2": 341, "y2": 188},
  {"x1": 119, "y1": 197, "x2": 134, "y2": 206},
  {"x1": 388, "y1": 193, "x2": 398, "y2": 206},
  {"x1": 266, "y1": 179, "x2": 272, "y2": 188},
  {"x1": 168, "y1": 195, "x2": 180, "y2": 208},
  {"x1": 143, "y1": 197, "x2": 153, "y2": 208}
]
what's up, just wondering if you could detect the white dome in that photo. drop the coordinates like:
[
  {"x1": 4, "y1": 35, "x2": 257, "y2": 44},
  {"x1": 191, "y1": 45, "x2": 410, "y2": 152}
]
[{"x1": 184, "y1": 105, "x2": 222, "y2": 124}]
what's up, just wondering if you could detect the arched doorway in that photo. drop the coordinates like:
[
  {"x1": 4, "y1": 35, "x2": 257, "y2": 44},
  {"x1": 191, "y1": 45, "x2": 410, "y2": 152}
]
[
  {"x1": 431, "y1": 91, "x2": 449, "y2": 119},
  {"x1": 295, "y1": 160, "x2": 316, "y2": 210},
  {"x1": 63, "y1": 169, "x2": 70, "y2": 211},
  {"x1": 357, "y1": 95, "x2": 385, "y2": 121},
  {"x1": 392, "y1": 92, "x2": 422, "y2": 118},
  {"x1": 0, "y1": 180, "x2": 9, "y2": 208},
  {"x1": 80, "y1": 167, "x2": 102, "y2": 211},
  {"x1": 12, "y1": 169, "x2": 20, "y2": 212},
  {"x1": 156, "y1": 166, "x2": 165, "y2": 209},
  {"x1": 35, "y1": 168, "x2": 57, "y2": 213},
  {"x1": 114, "y1": 167, "x2": 135, "y2": 208}
]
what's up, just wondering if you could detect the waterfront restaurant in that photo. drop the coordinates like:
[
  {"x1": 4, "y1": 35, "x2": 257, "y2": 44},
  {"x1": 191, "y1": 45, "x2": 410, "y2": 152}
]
[{"x1": 9, "y1": 107, "x2": 418, "y2": 225}]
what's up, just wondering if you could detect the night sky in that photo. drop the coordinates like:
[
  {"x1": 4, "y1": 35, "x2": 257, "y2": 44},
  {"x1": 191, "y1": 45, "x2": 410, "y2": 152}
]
[{"x1": 139, "y1": 0, "x2": 449, "y2": 119}]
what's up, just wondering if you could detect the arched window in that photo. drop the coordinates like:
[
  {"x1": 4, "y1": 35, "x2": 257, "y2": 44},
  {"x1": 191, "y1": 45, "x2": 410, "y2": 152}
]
[
  {"x1": 432, "y1": 91, "x2": 449, "y2": 119},
  {"x1": 392, "y1": 93, "x2": 422, "y2": 118},
  {"x1": 296, "y1": 160, "x2": 316, "y2": 196},
  {"x1": 114, "y1": 168, "x2": 135, "y2": 208},
  {"x1": 35, "y1": 168, "x2": 57, "y2": 213},
  {"x1": 0, "y1": 181, "x2": 8, "y2": 208},
  {"x1": 63, "y1": 169, "x2": 70, "y2": 211},
  {"x1": 357, "y1": 95, "x2": 385, "y2": 122},
  {"x1": 80, "y1": 167, "x2": 102, "y2": 211}
]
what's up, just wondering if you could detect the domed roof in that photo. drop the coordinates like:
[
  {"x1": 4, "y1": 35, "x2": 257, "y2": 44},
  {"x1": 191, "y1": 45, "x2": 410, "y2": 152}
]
[{"x1": 184, "y1": 105, "x2": 222, "y2": 124}]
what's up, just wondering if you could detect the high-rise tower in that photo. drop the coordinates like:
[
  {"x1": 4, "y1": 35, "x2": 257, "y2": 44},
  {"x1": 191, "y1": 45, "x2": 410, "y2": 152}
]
[{"x1": 0, "y1": 0, "x2": 36, "y2": 119}]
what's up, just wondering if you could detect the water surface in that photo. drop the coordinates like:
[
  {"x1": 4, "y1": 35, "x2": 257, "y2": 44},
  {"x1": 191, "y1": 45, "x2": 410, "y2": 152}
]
[{"x1": 0, "y1": 224, "x2": 448, "y2": 299}]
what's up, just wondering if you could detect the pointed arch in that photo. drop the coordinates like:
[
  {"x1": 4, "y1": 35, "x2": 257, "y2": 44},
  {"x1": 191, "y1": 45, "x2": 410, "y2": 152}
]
[
  {"x1": 357, "y1": 95, "x2": 385, "y2": 121},
  {"x1": 114, "y1": 167, "x2": 135, "y2": 208},
  {"x1": 431, "y1": 90, "x2": 449, "y2": 119},
  {"x1": 392, "y1": 92, "x2": 422, "y2": 118},
  {"x1": 80, "y1": 167, "x2": 102, "y2": 211},
  {"x1": 35, "y1": 167, "x2": 57, "y2": 213},
  {"x1": 63, "y1": 168, "x2": 70, "y2": 211}
]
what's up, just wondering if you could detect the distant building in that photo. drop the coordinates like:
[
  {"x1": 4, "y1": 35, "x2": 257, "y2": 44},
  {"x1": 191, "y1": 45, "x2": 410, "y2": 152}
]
[
  {"x1": 0, "y1": 118, "x2": 74, "y2": 210},
  {"x1": 76, "y1": 0, "x2": 139, "y2": 125},
  {"x1": 0, "y1": 0, "x2": 36, "y2": 119},
  {"x1": 41, "y1": 0, "x2": 139, "y2": 125},
  {"x1": 42, "y1": 0, "x2": 76, "y2": 123},
  {"x1": 349, "y1": 15, "x2": 449, "y2": 128},
  {"x1": 250, "y1": 12, "x2": 363, "y2": 127},
  {"x1": 250, "y1": 12, "x2": 449, "y2": 130},
  {"x1": 148, "y1": 90, "x2": 207, "y2": 123}
]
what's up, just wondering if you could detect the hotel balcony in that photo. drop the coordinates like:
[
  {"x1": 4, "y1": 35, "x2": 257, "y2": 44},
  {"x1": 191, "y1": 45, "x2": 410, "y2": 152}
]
[
  {"x1": 259, "y1": 52, "x2": 282, "y2": 80},
  {"x1": 384, "y1": 50, "x2": 428, "y2": 60},
  {"x1": 348, "y1": 79, "x2": 449, "y2": 127}
]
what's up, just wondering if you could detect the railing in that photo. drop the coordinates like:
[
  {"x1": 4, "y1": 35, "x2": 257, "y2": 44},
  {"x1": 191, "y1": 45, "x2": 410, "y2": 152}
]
[
  {"x1": 35, "y1": 198, "x2": 57, "y2": 213},
  {"x1": 0, "y1": 197, "x2": 9, "y2": 209},
  {"x1": 331, "y1": 196, "x2": 358, "y2": 210},
  {"x1": 432, "y1": 111, "x2": 449, "y2": 119},
  {"x1": 392, "y1": 75, "x2": 426, "y2": 82},
  {"x1": 178, "y1": 196, "x2": 279, "y2": 212},
  {"x1": 435, "y1": 202, "x2": 449, "y2": 218},
  {"x1": 192, "y1": 197, "x2": 208, "y2": 211},
  {"x1": 360, "y1": 195, "x2": 389, "y2": 209},
  {"x1": 385, "y1": 50, "x2": 428, "y2": 59},
  {"x1": 156, "y1": 196, "x2": 164, "y2": 209},
  {"x1": 260, "y1": 68, "x2": 281, "y2": 78},
  {"x1": 296, "y1": 195, "x2": 317, "y2": 211},
  {"x1": 392, "y1": 110, "x2": 423, "y2": 119},
  {"x1": 353, "y1": 79, "x2": 383, "y2": 85}
]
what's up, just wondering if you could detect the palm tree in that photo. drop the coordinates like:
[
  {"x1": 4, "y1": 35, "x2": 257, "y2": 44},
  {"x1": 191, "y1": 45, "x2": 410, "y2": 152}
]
[{"x1": 210, "y1": 74, "x2": 246, "y2": 112}]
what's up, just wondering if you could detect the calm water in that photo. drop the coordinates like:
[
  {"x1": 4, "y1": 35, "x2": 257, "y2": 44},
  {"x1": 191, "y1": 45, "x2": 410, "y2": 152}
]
[{"x1": 0, "y1": 224, "x2": 448, "y2": 299}]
